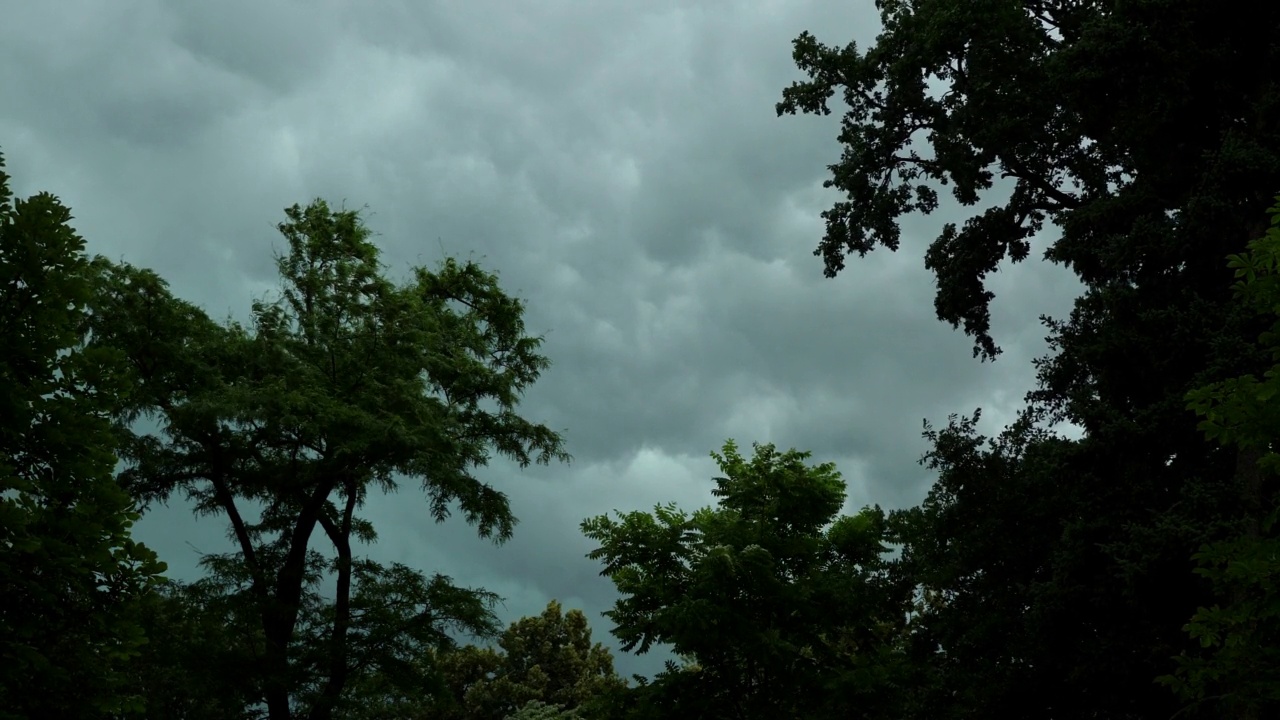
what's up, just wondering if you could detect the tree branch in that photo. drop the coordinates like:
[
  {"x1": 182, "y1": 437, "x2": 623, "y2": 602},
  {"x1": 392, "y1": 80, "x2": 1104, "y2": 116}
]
[{"x1": 1003, "y1": 156, "x2": 1080, "y2": 210}]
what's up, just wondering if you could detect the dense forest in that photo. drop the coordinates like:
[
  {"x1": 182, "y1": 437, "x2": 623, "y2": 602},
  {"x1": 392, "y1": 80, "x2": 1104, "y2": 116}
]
[{"x1": 3, "y1": 1, "x2": 1279, "y2": 718}]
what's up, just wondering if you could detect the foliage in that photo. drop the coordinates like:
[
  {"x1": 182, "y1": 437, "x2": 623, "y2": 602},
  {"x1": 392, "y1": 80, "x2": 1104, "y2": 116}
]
[
  {"x1": 115, "y1": 578, "x2": 266, "y2": 720},
  {"x1": 83, "y1": 199, "x2": 570, "y2": 719},
  {"x1": 1158, "y1": 196, "x2": 1280, "y2": 718},
  {"x1": 323, "y1": 560, "x2": 502, "y2": 720},
  {"x1": 119, "y1": 553, "x2": 502, "y2": 720},
  {"x1": 503, "y1": 699, "x2": 581, "y2": 720},
  {"x1": 887, "y1": 407, "x2": 1089, "y2": 718},
  {"x1": 430, "y1": 600, "x2": 626, "y2": 720},
  {"x1": 1184, "y1": 197, "x2": 1280, "y2": 468},
  {"x1": 780, "y1": 2, "x2": 1280, "y2": 717},
  {"x1": 0, "y1": 151, "x2": 167, "y2": 719},
  {"x1": 429, "y1": 644, "x2": 505, "y2": 718},
  {"x1": 582, "y1": 440, "x2": 910, "y2": 720}
]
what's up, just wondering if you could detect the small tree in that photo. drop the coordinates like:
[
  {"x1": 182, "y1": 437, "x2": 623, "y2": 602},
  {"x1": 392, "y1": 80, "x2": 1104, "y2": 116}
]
[
  {"x1": 582, "y1": 440, "x2": 909, "y2": 720},
  {"x1": 431, "y1": 600, "x2": 626, "y2": 720}
]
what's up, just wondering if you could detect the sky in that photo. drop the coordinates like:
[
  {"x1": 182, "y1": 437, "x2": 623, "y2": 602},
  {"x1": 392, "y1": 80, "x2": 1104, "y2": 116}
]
[{"x1": 0, "y1": 0, "x2": 1085, "y2": 681}]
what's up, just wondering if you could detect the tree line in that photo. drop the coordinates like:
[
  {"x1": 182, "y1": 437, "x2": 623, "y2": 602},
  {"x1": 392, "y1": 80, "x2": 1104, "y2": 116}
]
[{"x1": 2, "y1": 1, "x2": 1279, "y2": 718}]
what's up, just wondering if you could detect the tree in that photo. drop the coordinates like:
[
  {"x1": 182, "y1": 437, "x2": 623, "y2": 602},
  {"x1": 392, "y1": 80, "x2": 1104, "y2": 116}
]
[
  {"x1": 582, "y1": 440, "x2": 909, "y2": 720},
  {"x1": 429, "y1": 600, "x2": 626, "y2": 720},
  {"x1": 0, "y1": 151, "x2": 167, "y2": 719},
  {"x1": 84, "y1": 199, "x2": 571, "y2": 719},
  {"x1": 780, "y1": 3, "x2": 1280, "y2": 716},
  {"x1": 1158, "y1": 195, "x2": 1280, "y2": 719}
]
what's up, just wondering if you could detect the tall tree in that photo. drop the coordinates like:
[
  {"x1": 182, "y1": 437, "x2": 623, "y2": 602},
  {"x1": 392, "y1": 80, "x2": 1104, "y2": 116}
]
[
  {"x1": 0, "y1": 151, "x2": 167, "y2": 719},
  {"x1": 582, "y1": 440, "x2": 910, "y2": 720},
  {"x1": 85, "y1": 200, "x2": 570, "y2": 719},
  {"x1": 780, "y1": 2, "x2": 1280, "y2": 717}
]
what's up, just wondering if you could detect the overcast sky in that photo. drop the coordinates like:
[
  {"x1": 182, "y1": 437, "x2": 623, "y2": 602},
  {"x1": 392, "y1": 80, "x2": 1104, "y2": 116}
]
[{"x1": 1, "y1": 0, "x2": 1085, "y2": 680}]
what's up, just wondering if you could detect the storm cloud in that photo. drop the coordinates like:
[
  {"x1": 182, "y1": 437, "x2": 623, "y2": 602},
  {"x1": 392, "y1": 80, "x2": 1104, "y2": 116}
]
[{"x1": 0, "y1": 0, "x2": 1083, "y2": 679}]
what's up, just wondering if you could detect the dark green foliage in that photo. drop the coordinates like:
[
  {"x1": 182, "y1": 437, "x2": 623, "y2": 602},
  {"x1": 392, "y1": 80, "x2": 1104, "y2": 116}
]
[
  {"x1": 583, "y1": 440, "x2": 910, "y2": 720},
  {"x1": 0, "y1": 151, "x2": 167, "y2": 719},
  {"x1": 83, "y1": 199, "x2": 570, "y2": 719},
  {"x1": 888, "y1": 408, "x2": 1108, "y2": 718},
  {"x1": 780, "y1": 2, "x2": 1280, "y2": 717},
  {"x1": 1157, "y1": 196, "x2": 1280, "y2": 718},
  {"x1": 119, "y1": 579, "x2": 266, "y2": 720},
  {"x1": 121, "y1": 554, "x2": 502, "y2": 720},
  {"x1": 323, "y1": 561, "x2": 503, "y2": 720}
]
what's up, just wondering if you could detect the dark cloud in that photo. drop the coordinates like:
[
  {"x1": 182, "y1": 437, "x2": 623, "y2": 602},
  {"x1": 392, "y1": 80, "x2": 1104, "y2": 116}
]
[{"x1": 0, "y1": 0, "x2": 1084, "y2": 680}]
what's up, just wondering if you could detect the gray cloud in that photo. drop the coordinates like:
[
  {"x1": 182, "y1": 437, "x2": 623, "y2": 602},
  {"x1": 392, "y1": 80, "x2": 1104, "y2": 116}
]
[{"x1": 0, "y1": 0, "x2": 1084, "y2": 681}]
